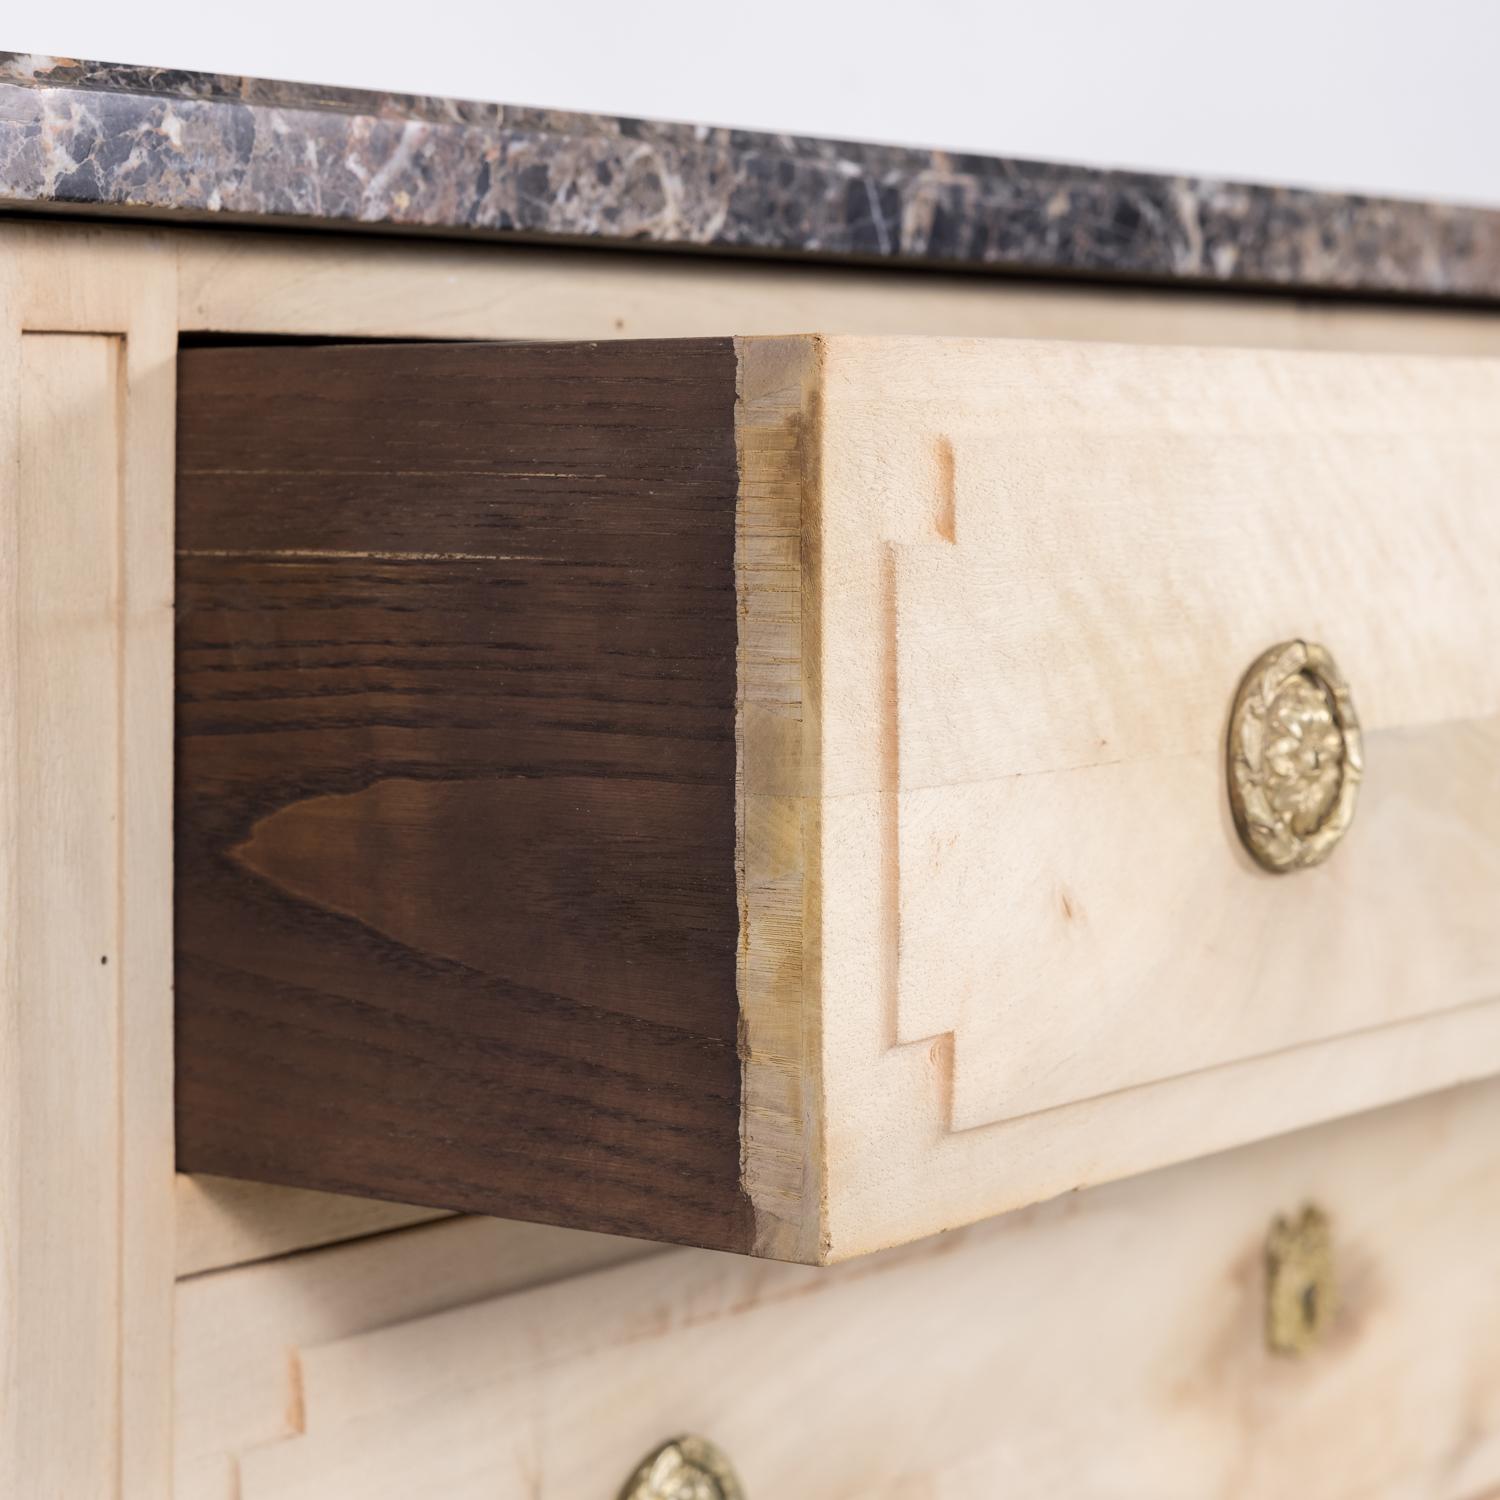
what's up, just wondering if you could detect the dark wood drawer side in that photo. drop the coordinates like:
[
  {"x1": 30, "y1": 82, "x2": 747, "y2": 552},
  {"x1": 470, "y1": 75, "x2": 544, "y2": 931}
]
[{"x1": 174, "y1": 339, "x2": 754, "y2": 1252}]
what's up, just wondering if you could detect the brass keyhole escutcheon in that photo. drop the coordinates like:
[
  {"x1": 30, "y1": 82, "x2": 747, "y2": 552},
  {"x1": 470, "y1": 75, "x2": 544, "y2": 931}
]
[
  {"x1": 620, "y1": 1435, "x2": 745, "y2": 1500},
  {"x1": 1227, "y1": 639, "x2": 1362, "y2": 873},
  {"x1": 1266, "y1": 1204, "x2": 1337, "y2": 1355}
]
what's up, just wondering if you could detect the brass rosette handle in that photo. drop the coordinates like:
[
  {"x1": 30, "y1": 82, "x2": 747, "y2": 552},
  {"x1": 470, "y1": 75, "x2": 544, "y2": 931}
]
[
  {"x1": 1227, "y1": 639, "x2": 1363, "y2": 873},
  {"x1": 619, "y1": 1435, "x2": 746, "y2": 1500}
]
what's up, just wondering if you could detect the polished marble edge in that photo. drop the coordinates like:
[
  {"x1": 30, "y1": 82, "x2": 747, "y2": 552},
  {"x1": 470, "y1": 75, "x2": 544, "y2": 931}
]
[{"x1": 3, "y1": 52, "x2": 1499, "y2": 300}]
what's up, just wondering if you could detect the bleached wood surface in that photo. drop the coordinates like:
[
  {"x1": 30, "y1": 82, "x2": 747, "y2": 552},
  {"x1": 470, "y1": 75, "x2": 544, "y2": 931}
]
[
  {"x1": 175, "y1": 1216, "x2": 657, "y2": 1500},
  {"x1": 204, "y1": 1081, "x2": 1500, "y2": 1499},
  {"x1": 1, "y1": 230, "x2": 178, "y2": 1497},
  {"x1": 6, "y1": 216, "x2": 1500, "y2": 1494},
  {"x1": 176, "y1": 1174, "x2": 449, "y2": 1278},
  {"x1": 742, "y1": 334, "x2": 1500, "y2": 1259}
]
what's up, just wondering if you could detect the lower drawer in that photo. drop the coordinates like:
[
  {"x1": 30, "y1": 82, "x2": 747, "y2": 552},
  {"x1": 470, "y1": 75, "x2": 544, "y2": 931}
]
[{"x1": 181, "y1": 1079, "x2": 1500, "y2": 1500}]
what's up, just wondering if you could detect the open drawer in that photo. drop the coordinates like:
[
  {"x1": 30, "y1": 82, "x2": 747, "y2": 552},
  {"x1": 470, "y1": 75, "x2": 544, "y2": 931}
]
[{"x1": 175, "y1": 335, "x2": 1500, "y2": 1263}]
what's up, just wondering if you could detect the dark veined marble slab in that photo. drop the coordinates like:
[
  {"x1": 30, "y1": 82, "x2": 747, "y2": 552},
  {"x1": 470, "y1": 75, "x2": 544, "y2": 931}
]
[{"x1": 2, "y1": 52, "x2": 1498, "y2": 300}]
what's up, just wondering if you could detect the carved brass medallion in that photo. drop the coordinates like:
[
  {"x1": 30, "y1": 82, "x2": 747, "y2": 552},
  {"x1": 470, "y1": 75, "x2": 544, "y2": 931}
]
[
  {"x1": 1227, "y1": 639, "x2": 1362, "y2": 873},
  {"x1": 1266, "y1": 1203, "x2": 1337, "y2": 1355},
  {"x1": 620, "y1": 1436, "x2": 745, "y2": 1500}
]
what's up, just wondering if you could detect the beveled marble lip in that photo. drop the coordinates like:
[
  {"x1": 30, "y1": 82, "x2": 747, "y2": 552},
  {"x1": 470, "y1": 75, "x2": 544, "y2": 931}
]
[{"x1": 2, "y1": 50, "x2": 1498, "y2": 302}]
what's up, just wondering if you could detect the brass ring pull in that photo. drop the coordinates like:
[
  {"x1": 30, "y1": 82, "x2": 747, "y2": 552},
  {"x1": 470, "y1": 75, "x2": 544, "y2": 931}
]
[
  {"x1": 619, "y1": 1435, "x2": 746, "y2": 1500},
  {"x1": 1227, "y1": 639, "x2": 1362, "y2": 873}
]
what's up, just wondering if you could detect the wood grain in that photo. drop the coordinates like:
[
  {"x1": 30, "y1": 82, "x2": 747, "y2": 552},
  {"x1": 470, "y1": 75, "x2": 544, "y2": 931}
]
[
  {"x1": 6, "y1": 212, "x2": 1500, "y2": 1498},
  {"x1": 885, "y1": 352, "x2": 1500, "y2": 1124},
  {"x1": 175, "y1": 1174, "x2": 450, "y2": 1278},
  {"x1": 1, "y1": 229, "x2": 180, "y2": 1500},
  {"x1": 221, "y1": 1079, "x2": 1500, "y2": 1500},
  {"x1": 176, "y1": 225, "x2": 1500, "y2": 357},
  {"x1": 175, "y1": 1214, "x2": 658, "y2": 1500},
  {"x1": 744, "y1": 334, "x2": 1500, "y2": 1261},
  {"x1": 735, "y1": 337, "x2": 825, "y2": 1261},
  {"x1": 5, "y1": 333, "x2": 126, "y2": 1499},
  {"x1": 177, "y1": 330, "x2": 1500, "y2": 1266},
  {"x1": 175, "y1": 339, "x2": 753, "y2": 1252}
]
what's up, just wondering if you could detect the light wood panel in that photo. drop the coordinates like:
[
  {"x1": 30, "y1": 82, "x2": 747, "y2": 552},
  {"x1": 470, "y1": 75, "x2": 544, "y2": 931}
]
[
  {"x1": 173, "y1": 227, "x2": 1500, "y2": 356},
  {"x1": 884, "y1": 344, "x2": 1500, "y2": 1124},
  {"x1": 738, "y1": 334, "x2": 1500, "y2": 1260},
  {"x1": 0, "y1": 248, "x2": 18, "y2": 1498},
  {"x1": 7, "y1": 214, "x2": 1500, "y2": 1490},
  {"x1": 204, "y1": 1080, "x2": 1500, "y2": 1499},
  {"x1": 175, "y1": 1215, "x2": 658, "y2": 1500},
  {"x1": 176, "y1": 1175, "x2": 449, "y2": 1278},
  {"x1": 0, "y1": 229, "x2": 178, "y2": 1497},
  {"x1": 7, "y1": 333, "x2": 125, "y2": 1498},
  {"x1": 735, "y1": 337, "x2": 824, "y2": 1262}
]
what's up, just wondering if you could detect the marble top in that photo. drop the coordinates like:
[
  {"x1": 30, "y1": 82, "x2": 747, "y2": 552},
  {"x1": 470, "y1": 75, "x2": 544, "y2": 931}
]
[{"x1": 3, "y1": 52, "x2": 1498, "y2": 301}]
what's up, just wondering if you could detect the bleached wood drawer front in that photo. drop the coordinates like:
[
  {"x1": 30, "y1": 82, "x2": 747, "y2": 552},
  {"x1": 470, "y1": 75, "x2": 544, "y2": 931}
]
[
  {"x1": 175, "y1": 336, "x2": 1500, "y2": 1264},
  {"x1": 799, "y1": 337, "x2": 1500, "y2": 1260},
  {"x1": 192, "y1": 1082, "x2": 1500, "y2": 1500}
]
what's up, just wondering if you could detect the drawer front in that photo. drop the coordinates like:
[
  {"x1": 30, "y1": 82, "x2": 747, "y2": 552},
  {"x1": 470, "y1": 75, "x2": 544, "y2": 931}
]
[
  {"x1": 892, "y1": 401, "x2": 1498, "y2": 1126},
  {"x1": 196, "y1": 1083, "x2": 1500, "y2": 1500},
  {"x1": 176, "y1": 335, "x2": 1500, "y2": 1264},
  {"x1": 772, "y1": 337, "x2": 1500, "y2": 1258}
]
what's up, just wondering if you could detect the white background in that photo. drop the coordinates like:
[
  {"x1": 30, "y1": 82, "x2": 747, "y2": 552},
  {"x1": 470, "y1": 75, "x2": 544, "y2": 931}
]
[{"x1": 11, "y1": 0, "x2": 1498, "y2": 206}]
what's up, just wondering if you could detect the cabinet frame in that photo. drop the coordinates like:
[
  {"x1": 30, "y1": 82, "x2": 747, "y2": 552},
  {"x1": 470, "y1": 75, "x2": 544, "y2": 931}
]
[{"x1": 7, "y1": 215, "x2": 1500, "y2": 1494}]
